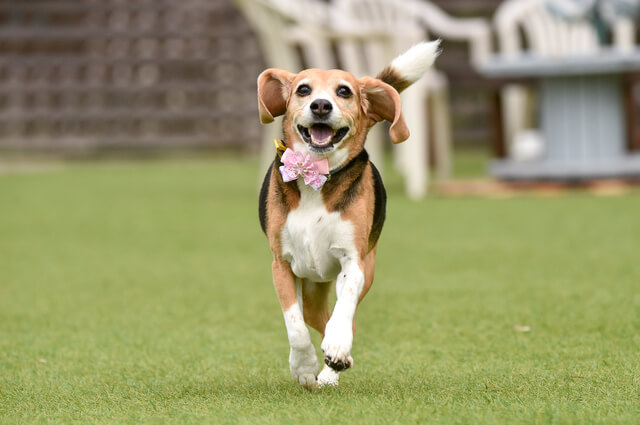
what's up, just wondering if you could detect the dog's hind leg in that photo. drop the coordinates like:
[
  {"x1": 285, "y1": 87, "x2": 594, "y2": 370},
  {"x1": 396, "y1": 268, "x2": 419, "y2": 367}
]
[
  {"x1": 352, "y1": 247, "x2": 377, "y2": 336},
  {"x1": 358, "y1": 247, "x2": 377, "y2": 305},
  {"x1": 273, "y1": 259, "x2": 318, "y2": 390},
  {"x1": 302, "y1": 280, "x2": 331, "y2": 336}
]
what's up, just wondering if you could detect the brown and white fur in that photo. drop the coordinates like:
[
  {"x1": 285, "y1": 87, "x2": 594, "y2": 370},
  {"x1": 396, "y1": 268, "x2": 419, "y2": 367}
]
[{"x1": 257, "y1": 41, "x2": 440, "y2": 389}]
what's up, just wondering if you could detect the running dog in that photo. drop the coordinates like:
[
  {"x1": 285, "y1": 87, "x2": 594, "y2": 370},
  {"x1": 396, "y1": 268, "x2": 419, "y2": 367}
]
[{"x1": 257, "y1": 41, "x2": 440, "y2": 389}]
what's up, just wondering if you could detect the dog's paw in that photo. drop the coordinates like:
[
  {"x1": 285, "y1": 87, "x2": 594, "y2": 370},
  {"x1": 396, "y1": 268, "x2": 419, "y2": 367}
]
[
  {"x1": 321, "y1": 318, "x2": 353, "y2": 372},
  {"x1": 323, "y1": 353, "x2": 353, "y2": 372},
  {"x1": 316, "y1": 365, "x2": 340, "y2": 387},
  {"x1": 289, "y1": 344, "x2": 318, "y2": 389}
]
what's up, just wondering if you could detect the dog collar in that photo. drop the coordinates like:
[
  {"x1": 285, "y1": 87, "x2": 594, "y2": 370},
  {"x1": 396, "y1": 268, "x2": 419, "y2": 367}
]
[{"x1": 273, "y1": 138, "x2": 287, "y2": 158}]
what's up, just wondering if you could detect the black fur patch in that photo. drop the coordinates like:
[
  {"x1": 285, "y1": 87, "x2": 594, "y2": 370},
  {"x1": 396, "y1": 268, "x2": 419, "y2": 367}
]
[
  {"x1": 323, "y1": 150, "x2": 369, "y2": 212},
  {"x1": 368, "y1": 161, "x2": 386, "y2": 250},
  {"x1": 258, "y1": 161, "x2": 273, "y2": 234},
  {"x1": 259, "y1": 154, "x2": 300, "y2": 234}
]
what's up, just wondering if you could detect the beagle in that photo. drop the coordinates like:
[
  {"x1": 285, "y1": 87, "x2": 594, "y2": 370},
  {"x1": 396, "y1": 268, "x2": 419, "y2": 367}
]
[{"x1": 257, "y1": 41, "x2": 440, "y2": 389}]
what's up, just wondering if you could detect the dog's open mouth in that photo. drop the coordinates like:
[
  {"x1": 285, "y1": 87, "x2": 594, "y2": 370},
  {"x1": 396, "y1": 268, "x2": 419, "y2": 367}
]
[{"x1": 297, "y1": 124, "x2": 349, "y2": 151}]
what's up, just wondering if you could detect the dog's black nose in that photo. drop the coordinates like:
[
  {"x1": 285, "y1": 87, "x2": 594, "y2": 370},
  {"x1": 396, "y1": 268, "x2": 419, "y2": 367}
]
[{"x1": 310, "y1": 99, "x2": 332, "y2": 118}]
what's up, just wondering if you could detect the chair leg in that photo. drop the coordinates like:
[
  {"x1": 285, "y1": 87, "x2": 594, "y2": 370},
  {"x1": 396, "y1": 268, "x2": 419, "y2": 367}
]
[
  {"x1": 430, "y1": 87, "x2": 452, "y2": 181},
  {"x1": 501, "y1": 84, "x2": 529, "y2": 157},
  {"x1": 258, "y1": 117, "x2": 282, "y2": 186},
  {"x1": 366, "y1": 124, "x2": 385, "y2": 176},
  {"x1": 394, "y1": 86, "x2": 428, "y2": 200}
]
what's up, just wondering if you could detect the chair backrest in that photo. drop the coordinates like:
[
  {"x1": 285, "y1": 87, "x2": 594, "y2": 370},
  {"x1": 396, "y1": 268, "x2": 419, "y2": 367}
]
[
  {"x1": 331, "y1": 0, "x2": 427, "y2": 76},
  {"x1": 495, "y1": 0, "x2": 602, "y2": 57},
  {"x1": 612, "y1": 17, "x2": 637, "y2": 51},
  {"x1": 233, "y1": 0, "x2": 428, "y2": 77}
]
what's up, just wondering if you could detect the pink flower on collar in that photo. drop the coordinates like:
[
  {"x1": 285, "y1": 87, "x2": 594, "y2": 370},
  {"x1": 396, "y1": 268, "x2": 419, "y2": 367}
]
[{"x1": 279, "y1": 148, "x2": 330, "y2": 190}]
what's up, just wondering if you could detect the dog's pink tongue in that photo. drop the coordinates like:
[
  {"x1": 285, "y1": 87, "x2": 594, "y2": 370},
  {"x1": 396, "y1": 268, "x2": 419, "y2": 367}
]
[{"x1": 310, "y1": 124, "x2": 333, "y2": 146}]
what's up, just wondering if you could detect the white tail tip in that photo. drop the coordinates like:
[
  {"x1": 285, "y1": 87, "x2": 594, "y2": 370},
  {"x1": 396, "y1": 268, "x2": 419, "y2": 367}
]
[{"x1": 390, "y1": 40, "x2": 441, "y2": 84}]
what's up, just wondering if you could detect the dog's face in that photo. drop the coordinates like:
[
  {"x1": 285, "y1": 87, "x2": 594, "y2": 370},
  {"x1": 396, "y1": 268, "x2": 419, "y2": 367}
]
[
  {"x1": 258, "y1": 68, "x2": 409, "y2": 167},
  {"x1": 288, "y1": 69, "x2": 359, "y2": 157}
]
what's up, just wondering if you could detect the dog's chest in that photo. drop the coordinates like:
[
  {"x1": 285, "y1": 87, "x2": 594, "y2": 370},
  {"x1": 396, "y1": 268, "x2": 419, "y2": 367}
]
[{"x1": 280, "y1": 183, "x2": 355, "y2": 282}]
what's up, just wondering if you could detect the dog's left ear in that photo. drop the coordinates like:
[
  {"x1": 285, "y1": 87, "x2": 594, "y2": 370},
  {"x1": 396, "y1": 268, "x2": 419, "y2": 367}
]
[
  {"x1": 257, "y1": 68, "x2": 296, "y2": 124},
  {"x1": 359, "y1": 76, "x2": 409, "y2": 144}
]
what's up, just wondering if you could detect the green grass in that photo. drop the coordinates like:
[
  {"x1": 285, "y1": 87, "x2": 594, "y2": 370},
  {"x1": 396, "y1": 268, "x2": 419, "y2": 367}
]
[{"x1": 1, "y1": 156, "x2": 639, "y2": 424}]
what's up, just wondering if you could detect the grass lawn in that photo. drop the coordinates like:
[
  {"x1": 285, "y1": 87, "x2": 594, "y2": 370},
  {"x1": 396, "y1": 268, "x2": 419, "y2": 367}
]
[{"x1": 1, "y1": 155, "x2": 639, "y2": 424}]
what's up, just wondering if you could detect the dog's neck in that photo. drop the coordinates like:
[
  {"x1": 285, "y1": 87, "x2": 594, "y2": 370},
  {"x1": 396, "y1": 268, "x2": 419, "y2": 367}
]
[{"x1": 271, "y1": 147, "x2": 369, "y2": 211}]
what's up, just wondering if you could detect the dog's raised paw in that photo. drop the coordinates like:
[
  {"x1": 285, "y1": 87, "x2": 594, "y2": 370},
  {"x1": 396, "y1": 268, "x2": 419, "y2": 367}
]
[
  {"x1": 323, "y1": 352, "x2": 353, "y2": 372},
  {"x1": 321, "y1": 318, "x2": 353, "y2": 372}
]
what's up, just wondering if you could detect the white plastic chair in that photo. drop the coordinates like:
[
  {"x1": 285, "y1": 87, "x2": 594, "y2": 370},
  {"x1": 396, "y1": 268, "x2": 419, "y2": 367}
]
[
  {"x1": 233, "y1": 0, "x2": 490, "y2": 198},
  {"x1": 394, "y1": 0, "x2": 492, "y2": 183},
  {"x1": 493, "y1": 0, "x2": 637, "y2": 159},
  {"x1": 330, "y1": 0, "x2": 493, "y2": 192}
]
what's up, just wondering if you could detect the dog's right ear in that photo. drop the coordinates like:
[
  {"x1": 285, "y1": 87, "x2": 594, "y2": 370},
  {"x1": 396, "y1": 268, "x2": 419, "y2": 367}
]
[{"x1": 257, "y1": 69, "x2": 296, "y2": 124}]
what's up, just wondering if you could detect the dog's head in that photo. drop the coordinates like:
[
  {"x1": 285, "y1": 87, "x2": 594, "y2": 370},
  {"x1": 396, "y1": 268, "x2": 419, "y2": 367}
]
[
  {"x1": 257, "y1": 68, "x2": 407, "y2": 165},
  {"x1": 256, "y1": 41, "x2": 440, "y2": 168}
]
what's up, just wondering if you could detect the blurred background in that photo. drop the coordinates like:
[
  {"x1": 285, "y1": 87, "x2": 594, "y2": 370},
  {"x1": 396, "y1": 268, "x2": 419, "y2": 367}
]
[
  {"x1": 1, "y1": 0, "x2": 640, "y2": 197},
  {"x1": 0, "y1": 0, "x2": 262, "y2": 154},
  {"x1": 2, "y1": 3, "x2": 639, "y2": 420}
]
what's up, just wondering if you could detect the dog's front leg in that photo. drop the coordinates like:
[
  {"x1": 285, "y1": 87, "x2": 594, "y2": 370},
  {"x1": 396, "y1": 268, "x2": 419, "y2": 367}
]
[
  {"x1": 321, "y1": 253, "x2": 364, "y2": 373},
  {"x1": 272, "y1": 258, "x2": 318, "y2": 389}
]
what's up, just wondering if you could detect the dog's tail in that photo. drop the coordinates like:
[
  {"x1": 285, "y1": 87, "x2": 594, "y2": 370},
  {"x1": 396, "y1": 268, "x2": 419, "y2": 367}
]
[{"x1": 376, "y1": 40, "x2": 441, "y2": 93}]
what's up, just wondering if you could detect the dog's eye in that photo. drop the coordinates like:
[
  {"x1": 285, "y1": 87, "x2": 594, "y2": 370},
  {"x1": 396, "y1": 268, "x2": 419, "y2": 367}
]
[
  {"x1": 336, "y1": 86, "x2": 352, "y2": 98},
  {"x1": 296, "y1": 84, "x2": 312, "y2": 97}
]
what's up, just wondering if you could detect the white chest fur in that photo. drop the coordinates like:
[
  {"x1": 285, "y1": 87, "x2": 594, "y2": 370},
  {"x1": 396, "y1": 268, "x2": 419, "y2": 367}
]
[{"x1": 280, "y1": 181, "x2": 356, "y2": 282}]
